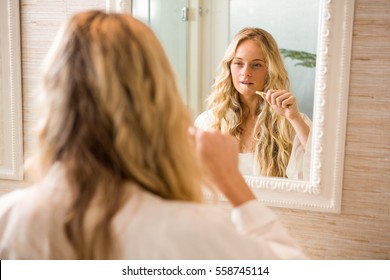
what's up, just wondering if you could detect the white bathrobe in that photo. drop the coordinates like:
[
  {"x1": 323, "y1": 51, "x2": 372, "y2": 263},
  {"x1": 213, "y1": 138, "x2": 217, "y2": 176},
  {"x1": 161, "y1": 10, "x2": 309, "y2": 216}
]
[{"x1": 0, "y1": 164, "x2": 306, "y2": 259}]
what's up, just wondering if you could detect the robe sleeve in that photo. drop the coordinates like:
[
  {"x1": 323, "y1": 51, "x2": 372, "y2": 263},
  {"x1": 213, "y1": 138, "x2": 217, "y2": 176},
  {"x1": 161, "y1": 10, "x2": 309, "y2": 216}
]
[{"x1": 286, "y1": 113, "x2": 312, "y2": 180}]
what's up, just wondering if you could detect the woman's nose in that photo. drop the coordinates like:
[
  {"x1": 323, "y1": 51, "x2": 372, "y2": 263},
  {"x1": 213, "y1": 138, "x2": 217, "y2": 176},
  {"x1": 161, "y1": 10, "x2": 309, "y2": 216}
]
[{"x1": 241, "y1": 65, "x2": 251, "y2": 77}]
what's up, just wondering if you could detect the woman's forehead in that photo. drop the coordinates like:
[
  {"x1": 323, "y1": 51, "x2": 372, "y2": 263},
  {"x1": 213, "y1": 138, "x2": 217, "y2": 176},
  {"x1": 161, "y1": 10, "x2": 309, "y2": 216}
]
[{"x1": 234, "y1": 40, "x2": 265, "y2": 61}]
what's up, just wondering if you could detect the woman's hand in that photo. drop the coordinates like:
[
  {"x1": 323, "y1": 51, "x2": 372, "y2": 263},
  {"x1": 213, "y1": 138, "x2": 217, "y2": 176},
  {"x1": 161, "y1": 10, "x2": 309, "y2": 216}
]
[
  {"x1": 264, "y1": 90, "x2": 310, "y2": 150},
  {"x1": 264, "y1": 90, "x2": 301, "y2": 121},
  {"x1": 189, "y1": 128, "x2": 256, "y2": 207}
]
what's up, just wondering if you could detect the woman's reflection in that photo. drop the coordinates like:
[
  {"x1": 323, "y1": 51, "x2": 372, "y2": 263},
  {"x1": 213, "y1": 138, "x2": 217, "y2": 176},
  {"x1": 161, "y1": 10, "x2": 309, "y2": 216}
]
[{"x1": 195, "y1": 27, "x2": 312, "y2": 180}]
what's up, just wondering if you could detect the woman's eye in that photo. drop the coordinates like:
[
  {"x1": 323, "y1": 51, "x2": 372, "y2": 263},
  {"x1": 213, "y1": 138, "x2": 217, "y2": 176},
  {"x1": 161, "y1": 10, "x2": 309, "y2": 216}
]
[{"x1": 252, "y1": 63, "x2": 262, "y2": 68}]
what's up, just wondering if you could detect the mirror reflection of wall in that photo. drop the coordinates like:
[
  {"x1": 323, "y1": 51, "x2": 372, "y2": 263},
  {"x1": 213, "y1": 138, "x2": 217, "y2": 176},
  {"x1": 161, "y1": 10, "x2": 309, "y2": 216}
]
[{"x1": 0, "y1": 0, "x2": 23, "y2": 180}]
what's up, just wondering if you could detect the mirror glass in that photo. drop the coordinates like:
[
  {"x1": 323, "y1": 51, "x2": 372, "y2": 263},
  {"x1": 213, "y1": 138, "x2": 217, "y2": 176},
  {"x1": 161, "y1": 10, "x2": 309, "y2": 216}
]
[
  {"x1": 230, "y1": 0, "x2": 320, "y2": 120},
  {"x1": 110, "y1": 0, "x2": 354, "y2": 212},
  {"x1": 215, "y1": 0, "x2": 319, "y2": 180}
]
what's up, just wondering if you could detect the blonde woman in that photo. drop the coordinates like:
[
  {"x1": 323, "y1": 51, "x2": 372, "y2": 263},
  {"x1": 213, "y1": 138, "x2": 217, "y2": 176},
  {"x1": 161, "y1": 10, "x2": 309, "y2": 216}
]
[
  {"x1": 196, "y1": 27, "x2": 312, "y2": 179},
  {"x1": 0, "y1": 11, "x2": 306, "y2": 259}
]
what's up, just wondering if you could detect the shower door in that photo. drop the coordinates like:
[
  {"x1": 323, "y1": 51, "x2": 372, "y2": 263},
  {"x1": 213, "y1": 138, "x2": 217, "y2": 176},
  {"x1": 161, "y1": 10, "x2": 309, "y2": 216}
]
[{"x1": 132, "y1": 0, "x2": 189, "y2": 104}]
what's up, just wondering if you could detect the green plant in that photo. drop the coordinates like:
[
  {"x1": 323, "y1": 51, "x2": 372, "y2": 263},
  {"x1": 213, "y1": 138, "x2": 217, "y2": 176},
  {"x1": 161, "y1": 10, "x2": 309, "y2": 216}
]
[{"x1": 280, "y1": 48, "x2": 316, "y2": 68}]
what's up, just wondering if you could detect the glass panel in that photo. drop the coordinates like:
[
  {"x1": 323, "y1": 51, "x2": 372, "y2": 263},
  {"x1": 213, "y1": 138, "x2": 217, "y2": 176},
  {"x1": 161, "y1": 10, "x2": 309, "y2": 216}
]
[
  {"x1": 230, "y1": 0, "x2": 320, "y2": 119},
  {"x1": 132, "y1": 0, "x2": 188, "y2": 103},
  {"x1": 132, "y1": 0, "x2": 149, "y2": 24}
]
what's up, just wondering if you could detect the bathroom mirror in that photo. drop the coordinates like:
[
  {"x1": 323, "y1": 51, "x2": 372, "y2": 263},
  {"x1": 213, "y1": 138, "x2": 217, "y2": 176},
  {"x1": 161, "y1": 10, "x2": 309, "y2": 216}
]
[
  {"x1": 0, "y1": 0, "x2": 23, "y2": 180},
  {"x1": 244, "y1": 0, "x2": 354, "y2": 213},
  {"x1": 108, "y1": 0, "x2": 355, "y2": 213}
]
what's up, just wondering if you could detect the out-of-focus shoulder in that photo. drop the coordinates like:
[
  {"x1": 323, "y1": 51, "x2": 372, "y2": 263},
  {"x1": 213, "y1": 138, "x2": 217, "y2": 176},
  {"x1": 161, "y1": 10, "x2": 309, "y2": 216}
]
[
  {"x1": 0, "y1": 190, "x2": 26, "y2": 218},
  {"x1": 194, "y1": 110, "x2": 214, "y2": 130}
]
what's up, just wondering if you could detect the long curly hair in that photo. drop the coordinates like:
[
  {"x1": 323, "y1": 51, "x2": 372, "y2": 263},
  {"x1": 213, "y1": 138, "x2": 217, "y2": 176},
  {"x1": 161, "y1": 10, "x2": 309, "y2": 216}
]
[
  {"x1": 207, "y1": 27, "x2": 294, "y2": 177},
  {"x1": 28, "y1": 10, "x2": 202, "y2": 259}
]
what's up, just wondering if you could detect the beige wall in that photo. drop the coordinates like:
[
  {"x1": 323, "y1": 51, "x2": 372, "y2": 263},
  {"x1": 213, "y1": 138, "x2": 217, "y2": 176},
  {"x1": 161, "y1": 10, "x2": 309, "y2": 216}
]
[
  {"x1": 0, "y1": 0, "x2": 388, "y2": 259},
  {"x1": 272, "y1": 0, "x2": 390, "y2": 259}
]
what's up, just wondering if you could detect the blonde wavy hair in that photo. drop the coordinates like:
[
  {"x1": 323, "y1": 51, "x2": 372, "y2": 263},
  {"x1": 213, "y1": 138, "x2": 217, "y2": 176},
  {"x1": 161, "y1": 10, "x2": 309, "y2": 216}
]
[
  {"x1": 28, "y1": 10, "x2": 202, "y2": 259},
  {"x1": 207, "y1": 27, "x2": 294, "y2": 177}
]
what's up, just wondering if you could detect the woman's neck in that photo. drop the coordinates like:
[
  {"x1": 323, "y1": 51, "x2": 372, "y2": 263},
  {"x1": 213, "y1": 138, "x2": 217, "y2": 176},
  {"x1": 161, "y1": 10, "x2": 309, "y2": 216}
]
[
  {"x1": 240, "y1": 95, "x2": 261, "y2": 120},
  {"x1": 239, "y1": 99, "x2": 261, "y2": 153}
]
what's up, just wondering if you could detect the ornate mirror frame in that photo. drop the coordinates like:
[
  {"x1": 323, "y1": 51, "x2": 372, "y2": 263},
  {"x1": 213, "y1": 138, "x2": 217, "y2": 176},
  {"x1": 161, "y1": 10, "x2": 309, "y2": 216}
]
[
  {"x1": 107, "y1": 0, "x2": 355, "y2": 213},
  {"x1": 243, "y1": 0, "x2": 355, "y2": 213},
  {"x1": 0, "y1": 0, "x2": 23, "y2": 180}
]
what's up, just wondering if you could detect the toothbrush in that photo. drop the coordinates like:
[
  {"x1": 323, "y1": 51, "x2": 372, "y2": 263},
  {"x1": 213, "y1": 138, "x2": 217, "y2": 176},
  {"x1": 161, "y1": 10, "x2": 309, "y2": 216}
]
[
  {"x1": 240, "y1": 84, "x2": 266, "y2": 98},
  {"x1": 253, "y1": 90, "x2": 266, "y2": 98}
]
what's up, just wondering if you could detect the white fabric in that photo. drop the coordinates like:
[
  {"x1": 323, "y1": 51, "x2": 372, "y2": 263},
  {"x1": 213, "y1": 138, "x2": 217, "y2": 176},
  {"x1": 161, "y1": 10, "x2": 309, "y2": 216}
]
[
  {"x1": 0, "y1": 164, "x2": 306, "y2": 259},
  {"x1": 195, "y1": 110, "x2": 312, "y2": 180},
  {"x1": 238, "y1": 153, "x2": 259, "y2": 176}
]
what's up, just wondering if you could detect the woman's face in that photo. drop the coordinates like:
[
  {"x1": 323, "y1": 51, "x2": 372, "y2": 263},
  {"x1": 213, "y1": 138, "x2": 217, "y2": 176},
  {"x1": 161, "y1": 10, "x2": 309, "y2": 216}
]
[{"x1": 230, "y1": 40, "x2": 267, "y2": 96}]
